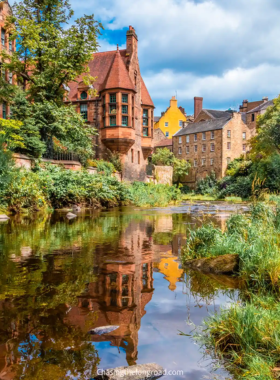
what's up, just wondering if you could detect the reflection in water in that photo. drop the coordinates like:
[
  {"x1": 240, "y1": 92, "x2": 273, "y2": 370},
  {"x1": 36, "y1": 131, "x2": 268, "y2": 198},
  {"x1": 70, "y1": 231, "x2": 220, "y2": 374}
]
[{"x1": 0, "y1": 204, "x2": 240, "y2": 379}]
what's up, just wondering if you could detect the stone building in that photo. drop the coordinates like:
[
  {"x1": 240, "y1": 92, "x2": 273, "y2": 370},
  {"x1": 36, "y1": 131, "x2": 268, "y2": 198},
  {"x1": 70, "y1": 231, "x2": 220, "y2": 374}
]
[
  {"x1": 173, "y1": 97, "x2": 250, "y2": 188},
  {"x1": 66, "y1": 26, "x2": 154, "y2": 181},
  {"x1": 242, "y1": 98, "x2": 274, "y2": 137},
  {"x1": 154, "y1": 96, "x2": 186, "y2": 139},
  {"x1": 0, "y1": 0, "x2": 15, "y2": 119}
]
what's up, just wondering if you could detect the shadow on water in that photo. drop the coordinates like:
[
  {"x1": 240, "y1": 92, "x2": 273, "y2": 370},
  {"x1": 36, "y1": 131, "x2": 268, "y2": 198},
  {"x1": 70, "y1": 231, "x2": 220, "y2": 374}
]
[{"x1": 0, "y1": 203, "x2": 244, "y2": 379}]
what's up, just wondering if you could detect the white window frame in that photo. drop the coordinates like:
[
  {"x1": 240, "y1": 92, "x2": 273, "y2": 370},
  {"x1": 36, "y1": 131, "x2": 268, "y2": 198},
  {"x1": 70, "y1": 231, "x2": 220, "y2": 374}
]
[
  {"x1": 227, "y1": 130, "x2": 231, "y2": 138},
  {"x1": 202, "y1": 132, "x2": 206, "y2": 140},
  {"x1": 227, "y1": 157, "x2": 231, "y2": 165},
  {"x1": 165, "y1": 131, "x2": 169, "y2": 137},
  {"x1": 179, "y1": 136, "x2": 182, "y2": 143},
  {"x1": 210, "y1": 158, "x2": 214, "y2": 166},
  {"x1": 178, "y1": 147, "x2": 182, "y2": 155},
  {"x1": 202, "y1": 144, "x2": 206, "y2": 153},
  {"x1": 243, "y1": 132, "x2": 246, "y2": 140},
  {"x1": 179, "y1": 120, "x2": 183, "y2": 127},
  {"x1": 194, "y1": 133, "x2": 198, "y2": 141},
  {"x1": 186, "y1": 146, "x2": 189, "y2": 154},
  {"x1": 202, "y1": 158, "x2": 206, "y2": 166},
  {"x1": 194, "y1": 145, "x2": 197, "y2": 153},
  {"x1": 186, "y1": 135, "x2": 189, "y2": 143},
  {"x1": 194, "y1": 159, "x2": 197, "y2": 167},
  {"x1": 243, "y1": 144, "x2": 246, "y2": 152},
  {"x1": 165, "y1": 122, "x2": 169, "y2": 127},
  {"x1": 227, "y1": 142, "x2": 231, "y2": 150},
  {"x1": 211, "y1": 131, "x2": 215, "y2": 139},
  {"x1": 210, "y1": 143, "x2": 215, "y2": 152}
]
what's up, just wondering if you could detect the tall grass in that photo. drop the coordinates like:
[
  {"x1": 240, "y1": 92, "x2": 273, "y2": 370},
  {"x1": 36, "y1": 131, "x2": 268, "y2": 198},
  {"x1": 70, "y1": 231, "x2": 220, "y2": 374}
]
[{"x1": 182, "y1": 201, "x2": 280, "y2": 379}]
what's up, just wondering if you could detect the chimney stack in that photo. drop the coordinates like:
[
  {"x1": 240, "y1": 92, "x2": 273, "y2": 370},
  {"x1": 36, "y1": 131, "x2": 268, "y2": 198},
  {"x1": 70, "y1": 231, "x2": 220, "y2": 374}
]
[
  {"x1": 194, "y1": 97, "x2": 203, "y2": 120},
  {"x1": 126, "y1": 25, "x2": 138, "y2": 56},
  {"x1": 263, "y1": 97, "x2": 268, "y2": 102}
]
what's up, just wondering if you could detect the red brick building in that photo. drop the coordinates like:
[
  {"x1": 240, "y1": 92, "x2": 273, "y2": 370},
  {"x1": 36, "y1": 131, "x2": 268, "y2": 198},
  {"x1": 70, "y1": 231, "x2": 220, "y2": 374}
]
[
  {"x1": 66, "y1": 26, "x2": 155, "y2": 181},
  {"x1": 0, "y1": 0, "x2": 16, "y2": 119}
]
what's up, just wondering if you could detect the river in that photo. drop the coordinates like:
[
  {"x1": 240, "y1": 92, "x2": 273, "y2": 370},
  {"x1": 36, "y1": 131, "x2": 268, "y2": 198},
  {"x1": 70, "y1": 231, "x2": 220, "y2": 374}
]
[{"x1": 0, "y1": 202, "x2": 246, "y2": 379}]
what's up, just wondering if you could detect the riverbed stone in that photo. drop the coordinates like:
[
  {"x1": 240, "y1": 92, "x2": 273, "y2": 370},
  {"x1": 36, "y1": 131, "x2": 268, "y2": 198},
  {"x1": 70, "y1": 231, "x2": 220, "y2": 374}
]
[
  {"x1": 66, "y1": 212, "x2": 77, "y2": 219},
  {"x1": 184, "y1": 254, "x2": 239, "y2": 275},
  {"x1": 94, "y1": 363, "x2": 164, "y2": 380},
  {"x1": 72, "y1": 205, "x2": 81, "y2": 213},
  {"x1": 0, "y1": 214, "x2": 9, "y2": 221}
]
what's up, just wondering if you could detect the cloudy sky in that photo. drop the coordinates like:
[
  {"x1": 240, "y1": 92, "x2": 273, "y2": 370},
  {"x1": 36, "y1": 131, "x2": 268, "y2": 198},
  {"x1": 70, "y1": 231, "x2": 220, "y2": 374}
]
[{"x1": 10, "y1": 0, "x2": 280, "y2": 115}]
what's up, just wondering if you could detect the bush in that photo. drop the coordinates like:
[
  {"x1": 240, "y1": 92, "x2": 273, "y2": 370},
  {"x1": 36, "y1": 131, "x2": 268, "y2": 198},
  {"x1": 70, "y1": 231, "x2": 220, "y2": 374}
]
[
  {"x1": 129, "y1": 181, "x2": 181, "y2": 207},
  {"x1": 195, "y1": 171, "x2": 218, "y2": 196},
  {"x1": 89, "y1": 159, "x2": 115, "y2": 175},
  {"x1": 218, "y1": 175, "x2": 252, "y2": 199}
]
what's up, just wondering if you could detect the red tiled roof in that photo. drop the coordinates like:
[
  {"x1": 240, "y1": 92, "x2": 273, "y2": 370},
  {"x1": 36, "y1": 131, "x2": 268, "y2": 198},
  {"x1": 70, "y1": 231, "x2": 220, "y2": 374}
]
[
  {"x1": 141, "y1": 77, "x2": 154, "y2": 107},
  {"x1": 154, "y1": 138, "x2": 173, "y2": 147},
  {"x1": 102, "y1": 48, "x2": 135, "y2": 91}
]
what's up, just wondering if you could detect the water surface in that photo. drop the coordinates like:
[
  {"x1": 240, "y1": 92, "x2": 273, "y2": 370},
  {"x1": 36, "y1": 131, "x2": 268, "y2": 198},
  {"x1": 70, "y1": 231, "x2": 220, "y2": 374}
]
[{"x1": 0, "y1": 203, "x2": 244, "y2": 379}]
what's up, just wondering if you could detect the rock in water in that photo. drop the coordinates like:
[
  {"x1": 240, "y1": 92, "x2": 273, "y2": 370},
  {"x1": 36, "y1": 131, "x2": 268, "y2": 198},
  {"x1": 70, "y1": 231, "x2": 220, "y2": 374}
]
[
  {"x1": 94, "y1": 363, "x2": 164, "y2": 380},
  {"x1": 66, "y1": 212, "x2": 77, "y2": 219},
  {"x1": 184, "y1": 254, "x2": 239, "y2": 275},
  {"x1": 72, "y1": 205, "x2": 81, "y2": 212},
  {"x1": 0, "y1": 214, "x2": 9, "y2": 221},
  {"x1": 90, "y1": 325, "x2": 119, "y2": 335}
]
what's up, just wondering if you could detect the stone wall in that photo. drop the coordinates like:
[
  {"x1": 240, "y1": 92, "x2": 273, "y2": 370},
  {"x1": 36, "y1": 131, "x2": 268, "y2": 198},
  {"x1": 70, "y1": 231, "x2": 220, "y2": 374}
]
[
  {"x1": 13, "y1": 153, "x2": 34, "y2": 170},
  {"x1": 154, "y1": 166, "x2": 173, "y2": 185}
]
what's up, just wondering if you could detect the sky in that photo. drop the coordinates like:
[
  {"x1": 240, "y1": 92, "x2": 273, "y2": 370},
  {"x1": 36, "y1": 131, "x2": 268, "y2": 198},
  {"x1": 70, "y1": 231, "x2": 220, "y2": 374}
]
[{"x1": 9, "y1": 0, "x2": 280, "y2": 115}]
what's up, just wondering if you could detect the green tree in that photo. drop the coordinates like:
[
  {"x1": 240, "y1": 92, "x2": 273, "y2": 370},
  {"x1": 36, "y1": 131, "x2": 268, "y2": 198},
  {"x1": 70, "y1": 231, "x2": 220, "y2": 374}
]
[{"x1": 0, "y1": 0, "x2": 102, "y2": 159}]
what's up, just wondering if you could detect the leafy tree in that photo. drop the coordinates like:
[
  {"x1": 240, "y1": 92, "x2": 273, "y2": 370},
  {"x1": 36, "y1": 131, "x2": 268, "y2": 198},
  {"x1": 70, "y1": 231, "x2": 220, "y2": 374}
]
[
  {"x1": 0, "y1": 0, "x2": 102, "y2": 158},
  {"x1": 0, "y1": 117, "x2": 24, "y2": 150}
]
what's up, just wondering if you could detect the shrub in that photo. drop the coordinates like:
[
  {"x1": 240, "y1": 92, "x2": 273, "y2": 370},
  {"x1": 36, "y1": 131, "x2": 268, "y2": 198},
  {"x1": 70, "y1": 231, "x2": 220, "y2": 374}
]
[
  {"x1": 195, "y1": 171, "x2": 218, "y2": 196},
  {"x1": 151, "y1": 148, "x2": 174, "y2": 166},
  {"x1": 218, "y1": 175, "x2": 252, "y2": 199},
  {"x1": 89, "y1": 159, "x2": 115, "y2": 175}
]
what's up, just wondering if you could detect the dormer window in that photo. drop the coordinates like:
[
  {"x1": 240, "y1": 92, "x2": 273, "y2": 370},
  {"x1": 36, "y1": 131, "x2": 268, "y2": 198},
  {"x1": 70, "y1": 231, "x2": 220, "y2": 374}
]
[{"x1": 80, "y1": 91, "x2": 87, "y2": 100}]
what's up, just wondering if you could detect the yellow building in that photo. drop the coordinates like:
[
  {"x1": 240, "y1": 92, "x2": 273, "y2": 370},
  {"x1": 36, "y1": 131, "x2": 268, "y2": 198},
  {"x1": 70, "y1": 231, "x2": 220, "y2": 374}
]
[{"x1": 154, "y1": 96, "x2": 187, "y2": 139}]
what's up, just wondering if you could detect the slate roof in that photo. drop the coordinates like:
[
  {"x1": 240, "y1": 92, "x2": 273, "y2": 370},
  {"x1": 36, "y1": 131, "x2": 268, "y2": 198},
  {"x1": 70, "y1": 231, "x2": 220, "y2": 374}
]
[
  {"x1": 247, "y1": 100, "x2": 274, "y2": 114},
  {"x1": 67, "y1": 49, "x2": 154, "y2": 107},
  {"x1": 154, "y1": 116, "x2": 160, "y2": 122},
  {"x1": 173, "y1": 116, "x2": 231, "y2": 136},
  {"x1": 203, "y1": 109, "x2": 232, "y2": 119},
  {"x1": 154, "y1": 138, "x2": 173, "y2": 147}
]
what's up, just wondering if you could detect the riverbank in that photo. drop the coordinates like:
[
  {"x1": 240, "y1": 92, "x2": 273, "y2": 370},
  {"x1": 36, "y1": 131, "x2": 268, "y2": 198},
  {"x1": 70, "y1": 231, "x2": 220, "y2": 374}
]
[
  {"x1": 181, "y1": 202, "x2": 280, "y2": 379},
  {"x1": 0, "y1": 163, "x2": 182, "y2": 214}
]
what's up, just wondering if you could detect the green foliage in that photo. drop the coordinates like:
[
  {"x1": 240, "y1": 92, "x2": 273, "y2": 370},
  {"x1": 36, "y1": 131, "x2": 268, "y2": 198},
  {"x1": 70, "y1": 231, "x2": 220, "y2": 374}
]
[
  {"x1": 0, "y1": 117, "x2": 25, "y2": 150},
  {"x1": 195, "y1": 171, "x2": 218, "y2": 196},
  {"x1": 105, "y1": 151, "x2": 123, "y2": 172},
  {"x1": 152, "y1": 148, "x2": 191, "y2": 184},
  {"x1": 218, "y1": 175, "x2": 252, "y2": 199},
  {"x1": 226, "y1": 157, "x2": 252, "y2": 177},
  {"x1": 90, "y1": 159, "x2": 115, "y2": 175},
  {"x1": 0, "y1": 137, "x2": 16, "y2": 197},
  {"x1": 129, "y1": 181, "x2": 181, "y2": 207},
  {"x1": 0, "y1": 0, "x2": 102, "y2": 159}
]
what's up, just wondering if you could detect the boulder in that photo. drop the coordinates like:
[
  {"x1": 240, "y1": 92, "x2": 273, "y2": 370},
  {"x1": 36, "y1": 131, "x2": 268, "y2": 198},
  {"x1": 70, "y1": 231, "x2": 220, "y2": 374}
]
[
  {"x1": 94, "y1": 363, "x2": 164, "y2": 380},
  {"x1": 184, "y1": 254, "x2": 239, "y2": 275},
  {"x1": 0, "y1": 214, "x2": 9, "y2": 221},
  {"x1": 66, "y1": 212, "x2": 77, "y2": 219},
  {"x1": 90, "y1": 325, "x2": 119, "y2": 335}
]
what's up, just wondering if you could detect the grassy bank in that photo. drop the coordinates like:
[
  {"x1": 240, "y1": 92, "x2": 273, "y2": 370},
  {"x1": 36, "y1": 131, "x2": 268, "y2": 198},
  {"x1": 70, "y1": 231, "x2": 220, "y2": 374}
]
[
  {"x1": 0, "y1": 163, "x2": 182, "y2": 213},
  {"x1": 182, "y1": 202, "x2": 280, "y2": 379}
]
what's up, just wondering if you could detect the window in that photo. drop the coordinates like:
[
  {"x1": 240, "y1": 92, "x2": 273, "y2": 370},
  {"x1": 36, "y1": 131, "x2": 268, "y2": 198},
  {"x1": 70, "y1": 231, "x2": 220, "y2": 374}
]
[
  {"x1": 2, "y1": 102, "x2": 7, "y2": 119},
  {"x1": 122, "y1": 116, "x2": 128, "y2": 126},
  {"x1": 143, "y1": 109, "x2": 148, "y2": 117},
  {"x1": 131, "y1": 149, "x2": 134, "y2": 163},
  {"x1": 109, "y1": 105, "x2": 117, "y2": 114},
  {"x1": 243, "y1": 144, "x2": 246, "y2": 152},
  {"x1": 179, "y1": 136, "x2": 182, "y2": 144},
  {"x1": 9, "y1": 35, "x2": 12, "y2": 51},
  {"x1": 110, "y1": 115, "x2": 116, "y2": 126},
  {"x1": 186, "y1": 135, "x2": 189, "y2": 143},
  {"x1": 210, "y1": 158, "x2": 214, "y2": 166},
  {"x1": 194, "y1": 145, "x2": 197, "y2": 152},
  {"x1": 227, "y1": 157, "x2": 231, "y2": 165},
  {"x1": 202, "y1": 158, "x2": 206, "y2": 166},
  {"x1": 8, "y1": 72, "x2": 12, "y2": 84},
  {"x1": 143, "y1": 118, "x2": 148, "y2": 126},
  {"x1": 186, "y1": 146, "x2": 189, "y2": 154},
  {"x1": 80, "y1": 91, "x2": 87, "y2": 100},
  {"x1": 122, "y1": 105, "x2": 128, "y2": 114},
  {"x1": 179, "y1": 120, "x2": 183, "y2": 127},
  {"x1": 138, "y1": 151, "x2": 140, "y2": 164},
  {"x1": 243, "y1": 132, "x2": 246, "y2": 140},
  {"x1": 110, "y1": 94, "x2": 116, "y2": 103},
  {"x1": 227, "y1": 130, "x2": 231, "y2": 138},
  {"x1": 165, "y1": 122, "x2": 169, "y2": 127},
  {"x1": 202, "y1": 144, "x2": 206, "y2": 152},
  {"x1": 251, "y1": 113, "x2": 255, "y2": 122},
  {"x1": 210, "y1": 143, "x2": 215, "y2": 152},
  {"x1": 80, "y1": 104, "x2": 88, "y2": 120},
  {"x1": 1, "y1": 29, "x2": 5, "y2": 46},
  {"x1": 143, "y1": 127, "x2": 149, "y2": 136},
  {"x1": 194, "y1": 159, "x2": 197, "y2": 167},
  {"x1": 194, "y1": 133, "x2": 197, "y2": 141},
  {"x1": 202, "y1": 132, "x2": 206, "y2": 140},
  {"x1": 165, "y1": 132, "x2": 169, "y2": 137},
  {"x1": 122, "y1": 94, "x2": 128, "y2": 103},
  {"x1": 211, "y1": 131, "x2": 215, "y2": 139},
  {"x1": 227, "y1": 142, "x2": 231, "y2": 150},
  {"x1": 178, "y1": 147, "x2": 182, "y2": 155}
]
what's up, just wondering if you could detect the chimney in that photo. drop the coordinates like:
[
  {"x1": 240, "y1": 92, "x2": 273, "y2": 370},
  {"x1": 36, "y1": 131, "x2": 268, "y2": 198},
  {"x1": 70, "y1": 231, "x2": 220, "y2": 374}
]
[
  {"x1": 194, "y1": 97, "x2": 203, "y2": 119},
  {"x1": 126, "y1": 25, "x2": 138, "y2": 56},
  {"x1": 263, "y1": 97, "x2": 268, "y2": 102},
  {"x1": 170, "y1": 96, "x2": 177, "y2": 108}
]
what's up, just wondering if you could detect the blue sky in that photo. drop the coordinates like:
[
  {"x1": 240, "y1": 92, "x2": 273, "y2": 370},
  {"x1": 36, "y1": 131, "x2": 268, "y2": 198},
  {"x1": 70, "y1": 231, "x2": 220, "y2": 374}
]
[{"x1": 10, "y1": 0, "x2": 280, "y2": 115}]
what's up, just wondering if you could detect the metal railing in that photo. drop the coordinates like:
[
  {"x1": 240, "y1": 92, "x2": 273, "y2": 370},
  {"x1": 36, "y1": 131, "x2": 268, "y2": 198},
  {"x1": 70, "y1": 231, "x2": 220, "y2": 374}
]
[{"x1": 42, "y1": 152, "x2": 81, "y2": 162}]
